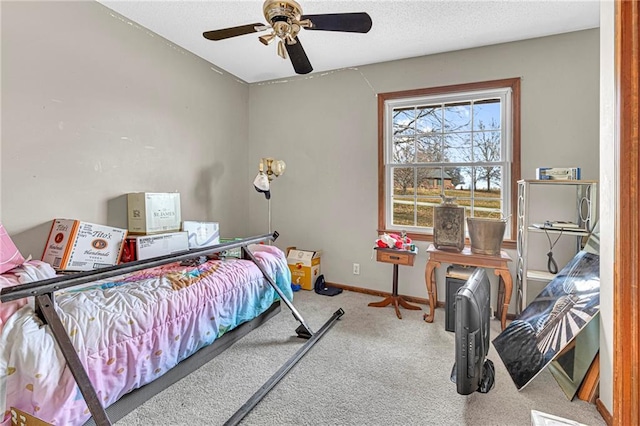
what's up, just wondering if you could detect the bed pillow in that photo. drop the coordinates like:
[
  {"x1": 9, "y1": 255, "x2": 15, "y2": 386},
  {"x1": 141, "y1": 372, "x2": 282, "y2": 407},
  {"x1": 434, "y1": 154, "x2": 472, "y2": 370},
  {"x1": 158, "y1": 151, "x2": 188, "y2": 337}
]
[{"x1": 0, "y1": 223, "x2": 25, "y2": 274}]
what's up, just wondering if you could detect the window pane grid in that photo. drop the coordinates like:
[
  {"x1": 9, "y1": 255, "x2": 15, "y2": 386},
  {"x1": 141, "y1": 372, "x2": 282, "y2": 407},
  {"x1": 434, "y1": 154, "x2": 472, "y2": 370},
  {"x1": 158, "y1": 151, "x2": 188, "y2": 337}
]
[{"x1": 388, "y1": 91, "x2": 510, "y2": 234}]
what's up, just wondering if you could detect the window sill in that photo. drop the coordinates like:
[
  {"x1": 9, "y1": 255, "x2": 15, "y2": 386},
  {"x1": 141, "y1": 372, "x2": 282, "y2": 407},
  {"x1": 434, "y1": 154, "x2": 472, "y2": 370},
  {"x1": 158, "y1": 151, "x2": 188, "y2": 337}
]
[{"x1": 377, "y1": 229, "x2": 516, "y2": 250}]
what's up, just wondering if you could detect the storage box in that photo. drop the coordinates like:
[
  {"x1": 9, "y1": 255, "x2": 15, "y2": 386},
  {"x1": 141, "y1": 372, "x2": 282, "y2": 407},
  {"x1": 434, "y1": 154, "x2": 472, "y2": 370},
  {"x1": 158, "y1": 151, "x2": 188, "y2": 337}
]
[
  {"x1": 536, "y1": 167, "x2": 581, "y2": 180},
  {"x1": 286, "y1": 248, "x2": 322, "y2": 291},
  {"x1": 219, "y1": 238, "x2": 243, "y2": 258},
  {"x1": 41, "y1": 219, "x2": 127, "y2": 271},
  {"x1": 122, "y1": 231, "x2": 189, "y2": 261},
  {"x1": 182, "y1": 221, "x2": 220, "y2": 249},
  {"x1": 127, "y1": 192, "x2": 181, "y2": 235}
]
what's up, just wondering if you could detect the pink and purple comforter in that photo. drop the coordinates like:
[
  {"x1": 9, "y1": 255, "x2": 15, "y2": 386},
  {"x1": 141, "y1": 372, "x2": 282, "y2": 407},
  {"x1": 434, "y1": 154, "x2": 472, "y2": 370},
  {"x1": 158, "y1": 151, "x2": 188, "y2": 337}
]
[{"x1": 0, "y1": 245, "x2": 292, "y2": 425}]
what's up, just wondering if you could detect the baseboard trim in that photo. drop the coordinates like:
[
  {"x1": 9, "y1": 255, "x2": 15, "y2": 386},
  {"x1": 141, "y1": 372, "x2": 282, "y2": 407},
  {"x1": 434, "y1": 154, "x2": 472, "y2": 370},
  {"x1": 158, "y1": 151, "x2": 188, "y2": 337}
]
[
  {"x1": 326, "y1": 281, "x2": 517, "y2": 320},
  {"x1": 325, "y1": 281, "x2": 442, "y2": 308},
  {"x1": 595, "y1": 398, "x2": 613, "y2": 426}
]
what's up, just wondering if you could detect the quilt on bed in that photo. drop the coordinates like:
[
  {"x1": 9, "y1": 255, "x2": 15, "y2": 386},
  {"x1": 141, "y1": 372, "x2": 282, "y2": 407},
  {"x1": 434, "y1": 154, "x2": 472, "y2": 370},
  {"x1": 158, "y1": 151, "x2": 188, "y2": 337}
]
[{"x1": 0, "y1": 244, "x2": 292, "y2": 426}]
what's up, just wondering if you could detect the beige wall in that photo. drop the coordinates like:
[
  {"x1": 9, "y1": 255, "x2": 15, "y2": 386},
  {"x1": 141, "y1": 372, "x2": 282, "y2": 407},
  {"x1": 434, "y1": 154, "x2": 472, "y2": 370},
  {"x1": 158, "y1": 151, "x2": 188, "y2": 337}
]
[
  {"x1": 1, "y1": 1, "x2": 251, "y2": 259},
  {"x1": 248, "y1": 29, "x2": 600, "y2": 310}
]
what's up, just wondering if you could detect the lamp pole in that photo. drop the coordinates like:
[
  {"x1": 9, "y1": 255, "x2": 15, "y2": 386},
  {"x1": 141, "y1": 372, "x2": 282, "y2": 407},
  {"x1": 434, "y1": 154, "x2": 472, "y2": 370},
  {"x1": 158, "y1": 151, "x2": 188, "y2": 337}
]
[
  {"x1": 257, "y1": 157, "x2": 285, "y2": 244},
  {"x1": 268, "y1": 198, "x2": 272, "y2": 235}
]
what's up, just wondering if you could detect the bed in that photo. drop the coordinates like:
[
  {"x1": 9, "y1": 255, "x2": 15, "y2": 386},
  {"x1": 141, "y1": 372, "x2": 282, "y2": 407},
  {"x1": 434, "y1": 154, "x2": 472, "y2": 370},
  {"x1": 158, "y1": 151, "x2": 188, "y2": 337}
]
[{"x1": 0, "y1": 239, "x2": 292, "y2": 426}]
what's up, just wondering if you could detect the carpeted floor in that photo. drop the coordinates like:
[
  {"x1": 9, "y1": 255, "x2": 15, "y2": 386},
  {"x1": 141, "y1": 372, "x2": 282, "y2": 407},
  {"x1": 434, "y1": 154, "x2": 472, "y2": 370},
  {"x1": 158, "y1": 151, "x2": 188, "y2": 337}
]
[{"x1": 116, "y1": 290, "x2": 605, "y2": 426}]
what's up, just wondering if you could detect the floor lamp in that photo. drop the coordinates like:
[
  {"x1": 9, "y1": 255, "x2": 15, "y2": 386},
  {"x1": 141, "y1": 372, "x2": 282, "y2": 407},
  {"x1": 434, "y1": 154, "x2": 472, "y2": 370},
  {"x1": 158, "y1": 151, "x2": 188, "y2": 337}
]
[{"x1": 253, "y1": 157, "x2": 286, "y2": 235}]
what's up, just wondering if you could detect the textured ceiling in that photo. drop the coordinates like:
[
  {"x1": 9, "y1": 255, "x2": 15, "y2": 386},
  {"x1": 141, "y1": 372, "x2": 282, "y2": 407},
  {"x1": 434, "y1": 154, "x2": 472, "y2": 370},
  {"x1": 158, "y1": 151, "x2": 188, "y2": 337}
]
[{"x1": 97, "y1": 0, "x2": 600, "y2": 83}]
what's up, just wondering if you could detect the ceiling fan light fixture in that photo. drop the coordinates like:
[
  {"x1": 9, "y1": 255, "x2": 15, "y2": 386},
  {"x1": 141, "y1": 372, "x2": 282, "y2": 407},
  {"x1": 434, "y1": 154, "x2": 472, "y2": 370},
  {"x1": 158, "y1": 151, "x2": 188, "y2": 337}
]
[
  {"x1": 298, "y1": 19, "x2": 311, "y2": 29},
  {"x1": 259, "y1": 33, "x2": 276, "y2": 45},
  {"x1": 277, "y1": 40, "x2": 287, "y2": 59}
]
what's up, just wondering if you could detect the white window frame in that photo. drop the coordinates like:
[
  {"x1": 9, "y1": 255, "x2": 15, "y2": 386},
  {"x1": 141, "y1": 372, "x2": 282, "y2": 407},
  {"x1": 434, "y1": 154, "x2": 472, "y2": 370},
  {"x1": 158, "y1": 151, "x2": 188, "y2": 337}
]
[{"x1": 383, "y1": 87, "x2": 514, "y2": 239}]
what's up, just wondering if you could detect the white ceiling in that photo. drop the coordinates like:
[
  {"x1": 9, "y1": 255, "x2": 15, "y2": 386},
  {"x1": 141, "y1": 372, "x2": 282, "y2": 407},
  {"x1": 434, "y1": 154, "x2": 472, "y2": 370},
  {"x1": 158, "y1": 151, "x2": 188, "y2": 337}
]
[{"x1": 97, "y1": 0, "x2": 600, "y2": 84}]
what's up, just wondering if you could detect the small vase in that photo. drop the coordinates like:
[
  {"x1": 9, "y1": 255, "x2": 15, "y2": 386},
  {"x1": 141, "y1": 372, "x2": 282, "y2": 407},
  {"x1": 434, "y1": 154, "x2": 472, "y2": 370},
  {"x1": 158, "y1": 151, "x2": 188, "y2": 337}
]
[{"x1": 433, "y1": 197, "x2": 465, "y2": 252}]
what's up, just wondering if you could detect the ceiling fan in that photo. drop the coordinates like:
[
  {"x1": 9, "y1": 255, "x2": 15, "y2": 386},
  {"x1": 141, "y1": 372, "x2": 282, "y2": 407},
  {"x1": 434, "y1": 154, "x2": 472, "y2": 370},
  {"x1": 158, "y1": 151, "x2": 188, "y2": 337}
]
[{"x1": 202, "y1": 0, "x2": 373, "y2": 75}]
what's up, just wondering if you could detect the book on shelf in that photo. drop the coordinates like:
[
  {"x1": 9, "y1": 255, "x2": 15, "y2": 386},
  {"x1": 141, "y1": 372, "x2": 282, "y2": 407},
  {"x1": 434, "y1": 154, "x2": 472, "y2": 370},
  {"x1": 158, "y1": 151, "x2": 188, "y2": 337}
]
[{"x1": 532, "y1": 221, "x2": 582, "y2": 230}]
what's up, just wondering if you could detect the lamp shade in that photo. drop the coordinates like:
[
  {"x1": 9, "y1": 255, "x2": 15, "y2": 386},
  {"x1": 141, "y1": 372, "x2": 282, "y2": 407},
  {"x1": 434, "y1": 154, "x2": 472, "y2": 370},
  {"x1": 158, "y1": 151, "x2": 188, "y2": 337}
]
[
  {"x1": 273, "y1": 160, "x2": 286, "y2": 176},
  {"x1": 253, "y1": 172, "x2": 270, "y2": 199}
]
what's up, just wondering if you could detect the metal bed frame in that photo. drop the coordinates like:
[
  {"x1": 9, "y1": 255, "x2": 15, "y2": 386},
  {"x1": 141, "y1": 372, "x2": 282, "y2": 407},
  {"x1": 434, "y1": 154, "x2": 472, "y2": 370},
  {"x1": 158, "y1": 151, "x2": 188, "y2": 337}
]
[{"x1": 0, "y1": 232, "x2": 343, "y2": 426}]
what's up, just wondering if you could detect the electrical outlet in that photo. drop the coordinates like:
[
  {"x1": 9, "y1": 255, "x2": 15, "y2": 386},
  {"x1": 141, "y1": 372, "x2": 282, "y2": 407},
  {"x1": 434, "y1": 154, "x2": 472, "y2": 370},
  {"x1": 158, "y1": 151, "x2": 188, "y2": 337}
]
[{"x1": 353, "y1": 263, "x2": 360, "y2": 275}]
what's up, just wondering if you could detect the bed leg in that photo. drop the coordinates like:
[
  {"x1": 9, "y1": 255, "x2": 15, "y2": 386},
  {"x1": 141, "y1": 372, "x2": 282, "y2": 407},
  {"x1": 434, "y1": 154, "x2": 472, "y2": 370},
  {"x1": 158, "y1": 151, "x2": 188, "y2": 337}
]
[
  {"x1": 295, "y1": 324, "x2": 312, "y2": 339},
  {"x1": 35, "y1": 294, "x2": 112, "y2": 426},
  {"x1": 242, "y1": 247, "x2": 315, "y2": 338}
]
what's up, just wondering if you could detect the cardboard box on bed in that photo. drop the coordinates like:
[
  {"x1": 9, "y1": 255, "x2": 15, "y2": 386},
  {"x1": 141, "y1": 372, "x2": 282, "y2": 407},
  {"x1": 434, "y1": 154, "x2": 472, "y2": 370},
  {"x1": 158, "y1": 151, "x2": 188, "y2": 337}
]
[
  {"x1": 182, "y1": 221, "x2": 220, "y2": 249},
  {"x1": 41, "y1": 219, "x2": 127, "y2": 271},
  {"x1": 122, "y1": 231, "x2": 189, "y2": 261},
  {"x1": 127, "y1": 192, "x2": 181, "y2": 235},
  {"x1": 286, "y1": 247, "x2": 322, "y2": 291},
  {"x1": 220, "y1": 237, "x2": 243, "y2": 258}
]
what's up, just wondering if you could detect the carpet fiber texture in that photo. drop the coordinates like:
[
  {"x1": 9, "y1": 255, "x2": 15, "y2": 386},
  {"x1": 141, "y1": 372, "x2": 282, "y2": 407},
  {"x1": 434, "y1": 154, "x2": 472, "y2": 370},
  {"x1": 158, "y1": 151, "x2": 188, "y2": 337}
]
[{"x1": 116, "y1": 290, "x2": 605, "y2": 426}]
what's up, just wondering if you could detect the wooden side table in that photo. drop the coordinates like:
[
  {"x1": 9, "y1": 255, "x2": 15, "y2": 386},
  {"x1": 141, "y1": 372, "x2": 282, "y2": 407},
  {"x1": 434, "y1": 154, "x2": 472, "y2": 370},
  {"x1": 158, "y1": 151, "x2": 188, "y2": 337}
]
[
  {"x1": 424, "y1": 244, "x2": 513, "y2": 330},
  {"x1": 369, "y1": 247, "x2": 421, "y2": 319}
]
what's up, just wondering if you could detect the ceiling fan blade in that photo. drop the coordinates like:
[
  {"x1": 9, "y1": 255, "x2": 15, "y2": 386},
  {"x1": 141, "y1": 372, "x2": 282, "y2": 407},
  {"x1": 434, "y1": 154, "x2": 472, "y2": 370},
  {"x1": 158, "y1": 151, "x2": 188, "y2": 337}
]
[
  {"x1": 301, "y1": 12, "x2": 372, "y2": 33},
  {"x1": 285, "y1": 37, "x2": 313, "y2": 75},
  {"x1": 203, "y1": 23, "x2": 265, "y2": 41}
]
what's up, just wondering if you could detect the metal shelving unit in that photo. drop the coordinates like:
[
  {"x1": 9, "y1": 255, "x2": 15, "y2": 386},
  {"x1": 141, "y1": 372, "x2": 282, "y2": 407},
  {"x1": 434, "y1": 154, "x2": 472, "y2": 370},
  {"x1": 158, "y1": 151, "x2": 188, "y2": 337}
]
[{"x1": 516, "y1": 179, "x2": 598, "y2": 313}]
